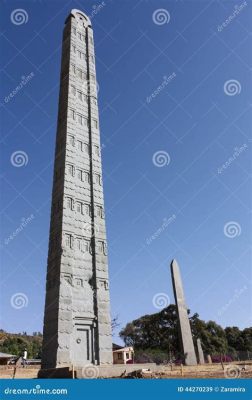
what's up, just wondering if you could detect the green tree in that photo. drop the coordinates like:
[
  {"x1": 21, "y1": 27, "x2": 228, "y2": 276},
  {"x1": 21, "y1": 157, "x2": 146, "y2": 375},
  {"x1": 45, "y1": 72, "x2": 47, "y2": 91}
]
[{"x1": 119, "y1": 305, "x2": 246, "y2": 361}]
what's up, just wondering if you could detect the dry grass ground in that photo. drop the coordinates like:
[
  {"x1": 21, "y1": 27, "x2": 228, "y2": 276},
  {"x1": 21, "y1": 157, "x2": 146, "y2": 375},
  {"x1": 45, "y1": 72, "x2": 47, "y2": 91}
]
[{"x1": 0, "y1": 362, "x2": 251, "y2": 379}]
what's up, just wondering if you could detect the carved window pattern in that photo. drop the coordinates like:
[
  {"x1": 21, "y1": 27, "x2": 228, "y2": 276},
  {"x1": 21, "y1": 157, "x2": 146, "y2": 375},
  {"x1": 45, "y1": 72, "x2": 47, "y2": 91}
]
[
  {"x1": 74, "y1": 68, "x2": 86, "y2": 81},
  {"x1": 70, "y1": 108, "x2": 75, "y2": 120},
  {"x1": 66, "y1": 197, "x2": 73, "y2": 210},
  {"x1": 83, "y1": 171, "x2": 90, "y2": 183},
  {"x1": 92, "y1": 119, "x2": 98, "y2": 129},
  {"x1": 77, "y1": 140, "x2": 83, "y2": 151},
  {"x1": 78, "y1": 50, "x2": 85, "y2": 59},
  {"x1": 96, "y1": 205, "x2": 103, "y2": 218},
  {"x1": 83, "y1": 239, "x2": 89, "y2": 252},
  {"x1": 65, "y1": 234, "x2": 73, "y2": 248},
  {"x1": 94, "y1": 145, "x2": 99, "y2": 156},
  {"x1": 84, "y1": 143, "x2": 90, "y2": 154},
  {"x1": 103, "y1": 242, "x2": 108, "y2": 255},
  {"x1": 83, "y1": 203, "x2": 90, "y2": 215},
  {"x1": 77, "y1": 169, "x2": 82, "y2": 180},
  {"x1": 95, "y1": 241, "x2": 107, "y2": 255},
  {"x1": 76, "y1": 201, "x2": 82, "y2": 213},
  {"x1": 97, "y1": 241, "x2": 103, "y2": 254},
  {"x1": 69, "y1": 135, "x2": 75, "y2": 146},
  {"x1": 76, "y1": 113, "x2": 88, "y2": 126},
  {"x1": 67, "y1": 164, "x2": 75, "y2": 176},
  {"x1": 94, "y1": 173, "x2": 101, "y2": 185},
  {"x1": 76, "y1": 237, "x2": 82, "y2": 251}
]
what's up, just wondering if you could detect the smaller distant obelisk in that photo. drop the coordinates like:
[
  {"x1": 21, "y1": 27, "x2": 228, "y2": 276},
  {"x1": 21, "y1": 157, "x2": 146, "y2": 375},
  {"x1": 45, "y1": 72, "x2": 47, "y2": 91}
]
[
  {"x1": 170, "y1": 259, "x2": 197, "y2": 366},
  {"x1": 197, "y1": 338, "x2": 205, "y2": 364}
]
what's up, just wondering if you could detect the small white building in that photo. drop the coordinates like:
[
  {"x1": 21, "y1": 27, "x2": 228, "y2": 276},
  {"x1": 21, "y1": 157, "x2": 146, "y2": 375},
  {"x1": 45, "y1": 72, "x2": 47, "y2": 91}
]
[
  {"x1": 112, "y1": 345, "x2": 134, "y2": 365},
  {"x1": 0, "y1": 352, "x2": 16, "y2": 365}
]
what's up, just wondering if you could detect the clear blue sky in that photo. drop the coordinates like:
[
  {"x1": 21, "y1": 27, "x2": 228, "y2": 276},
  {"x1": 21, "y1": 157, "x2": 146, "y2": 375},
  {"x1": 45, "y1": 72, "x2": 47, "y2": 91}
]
[{"x1": 1, "y1": 0, "x2": 251, "y2": 343}]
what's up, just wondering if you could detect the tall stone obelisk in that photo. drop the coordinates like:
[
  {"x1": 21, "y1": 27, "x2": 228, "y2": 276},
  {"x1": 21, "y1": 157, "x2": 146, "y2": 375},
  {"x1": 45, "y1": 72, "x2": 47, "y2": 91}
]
[
  {"x1": 41, "y1": 9, "x2": 112, "y2": 369},
  {"x1": 170, "y1": 259, "x2": 197, "y2": 365},
  {"x1": 197, "y1": 338, "x2": 205, "y2": 364}
]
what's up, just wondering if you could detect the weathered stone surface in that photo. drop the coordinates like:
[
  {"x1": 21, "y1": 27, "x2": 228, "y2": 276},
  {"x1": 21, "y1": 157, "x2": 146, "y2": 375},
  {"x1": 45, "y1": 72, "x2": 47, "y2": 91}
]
[
  {"x1": 170, "y1": 259, "x2": 197, "y2": 366},
  {"x1": 41, "y1": 9, "x2": 112, "y2": 369},
  {"x1": 197, "y1": 338, "x2": 205, "y2": 364}
]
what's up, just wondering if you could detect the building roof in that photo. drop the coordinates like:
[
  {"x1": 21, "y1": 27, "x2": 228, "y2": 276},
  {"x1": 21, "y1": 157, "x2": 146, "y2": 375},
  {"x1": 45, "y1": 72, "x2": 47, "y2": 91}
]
[
  {"x1": 0, "y1": 352, "x2": 16, "y2": 358},
  {"x1": 112, "y1": 343, "x2": 124, "y2": 351},
  {"x1": 113, "y1": 347, "x2": 133, "y2": 353}
]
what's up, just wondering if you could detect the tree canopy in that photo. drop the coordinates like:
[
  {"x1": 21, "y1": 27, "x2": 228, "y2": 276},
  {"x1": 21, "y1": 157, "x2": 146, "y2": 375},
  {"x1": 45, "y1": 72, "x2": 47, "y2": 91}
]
[{"x1": 119, "y1": 305, "x2": 252, "y2": 362}]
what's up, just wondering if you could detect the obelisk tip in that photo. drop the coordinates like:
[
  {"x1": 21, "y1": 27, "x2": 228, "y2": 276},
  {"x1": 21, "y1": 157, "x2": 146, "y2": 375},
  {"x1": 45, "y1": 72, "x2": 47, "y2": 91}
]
[{"x1": 170, "y1": 259, "x2": 178, "y2": 269}]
